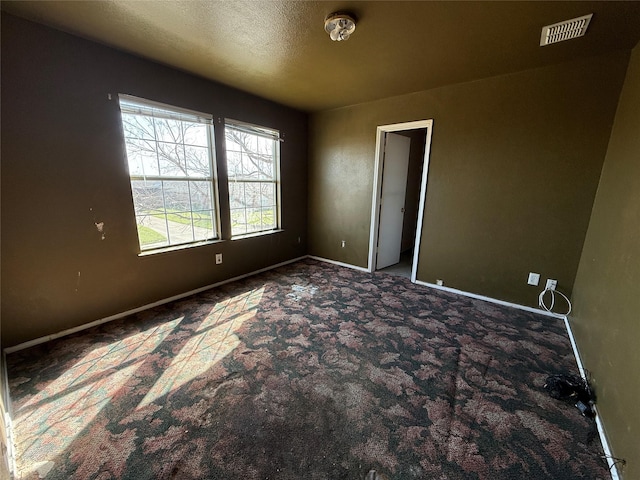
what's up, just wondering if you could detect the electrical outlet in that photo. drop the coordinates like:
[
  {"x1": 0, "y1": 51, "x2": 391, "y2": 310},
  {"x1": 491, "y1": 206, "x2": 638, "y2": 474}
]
[
  {"x1": 215, "y1": 253, "x2": 223, "y2": 265},
  {"x1": 545, "y1": 279, "x2": 557, "y2": 290},
  {"x1": 436, "y1": 279, "x2": 443, "y2": 286},
  {"x1": 527, "y1": 272, "x2": 540, "y2": 286},
  {"x1": 341, "y1": 240, "x2": 346, "y2": 248}
]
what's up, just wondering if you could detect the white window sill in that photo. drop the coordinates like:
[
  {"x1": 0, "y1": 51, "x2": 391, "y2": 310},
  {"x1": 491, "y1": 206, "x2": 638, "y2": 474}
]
[{"x1": 138, "y1": 238, "x2": 224, "y2": 257}]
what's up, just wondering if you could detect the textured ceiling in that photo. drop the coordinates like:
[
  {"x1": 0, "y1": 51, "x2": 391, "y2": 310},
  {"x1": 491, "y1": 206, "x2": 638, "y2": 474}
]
[{"x1": 3, "y1": 1, "x2": 640, "y2": 112}]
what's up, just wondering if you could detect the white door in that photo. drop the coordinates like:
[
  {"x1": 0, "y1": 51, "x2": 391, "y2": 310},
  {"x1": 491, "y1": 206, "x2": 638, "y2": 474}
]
[{"x1": 376, "y1": 132, "x2": 411, "y2": 269}]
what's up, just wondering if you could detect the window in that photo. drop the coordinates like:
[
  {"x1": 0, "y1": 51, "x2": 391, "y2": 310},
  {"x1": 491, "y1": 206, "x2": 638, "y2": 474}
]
[
  {"x1": 118, "y1": 95, "x2": 219, "y2": 251},
  {"x1": 224, "y1": 120, "x2": 281, "y2": 237}
]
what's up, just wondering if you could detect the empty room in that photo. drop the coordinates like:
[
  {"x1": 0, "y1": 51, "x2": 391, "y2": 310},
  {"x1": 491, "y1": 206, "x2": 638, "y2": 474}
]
[{"x1": 1, "y1": 2, "x2": 639, "y2": 479}]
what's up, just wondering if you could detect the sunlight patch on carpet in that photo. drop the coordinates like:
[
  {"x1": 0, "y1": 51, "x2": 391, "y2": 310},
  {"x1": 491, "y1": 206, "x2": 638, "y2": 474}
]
[
  {"x1": 14, "y1": 318, "x2": 182, "y2": 478},
  {"x1": 137, "y1": 287, "x2": 264, "y2": 408}
]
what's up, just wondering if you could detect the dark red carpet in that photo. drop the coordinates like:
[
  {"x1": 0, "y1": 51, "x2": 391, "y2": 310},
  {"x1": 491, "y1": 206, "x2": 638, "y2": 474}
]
[{"x1": 7, "y1": 259, "x2": 609, "y2": 479}]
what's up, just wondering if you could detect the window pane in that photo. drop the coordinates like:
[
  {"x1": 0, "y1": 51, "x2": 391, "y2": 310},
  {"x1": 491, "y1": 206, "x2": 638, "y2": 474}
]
[
  {"x1": 125, "y1": 139, "x2": 160, "y2": 176},
  {"x1": 190, "y1": 181, "x2": 212, "y2": 211},
  {"x1": 183, "y1": 122, "x2": 208, "y2": 147},
  {"x1": 262, "y1": 207, "x2": 276, "y2": 229},
  {"x1": 167, "y1": 213, "x2": 195, "y2": 245},
  {"x1": 162, "y1": 181, "x2": 190, "y2": 212},
  {"x1": 239, "y1": 132, "x2": 257, "y2": 152},
  {"x1": 230, "y1": 208, "x2": 247, "y2": 236},
  {"x1": 224, "y1": 135, "x2": 242, "y2": 153},
  {"x1": 245, "y1": 208, "x2": 262, "y2": 233},
  {"x1": 125, "y1": 148, "x2": 144, "y2": 176},
  {"x1": 185, "y1": 145, "x2": 210, "y2": 177},
  {"x1": 225, "y1": 130, "x2": 275, "y2": 180},
  {"x1": 136, "y1": 214, "x2": 168, "y2": 249},
  {"x1": 256, "y1": 136, "x2": 273, "y2": 153},
  {"x1": 261, "y1": 182, "x2": 276, "y2": 209},
  {"x1": 259, "y1": 154, "x2": 274, "y2": 179},
  {"x1": 243, "y1": 182, "x2": 261, "y2": 208},
  {"x1": 193, "y1": 210, "x2": 214, "y2": 240},
  {"x1": 131, "y1": 180, "x2": 164, "y2": 215},
  {"x1": 226, "y1": 151, "x2": 242, "y2": 177},
  {"x1": 157, "y1": 142, "x2": 186, "y2": 177},
  {"x1": 228, "y1": 182, "x2": 244, "y2": 209},
  {"x1": 260, "y1": 183, "x2": 278, "y2": 230},
  {"x1": 122, "y1": 113, "x2": 155, "y2": 140},
  {"x1": 242, "y1": 152, "x2": 272, "y2": 180},
  {"x1": 154, "y1": 117, "x2": 183, "y2": 144},
  {"x1": 228, "y1": 183, "x2": 277, "y2": 236}
]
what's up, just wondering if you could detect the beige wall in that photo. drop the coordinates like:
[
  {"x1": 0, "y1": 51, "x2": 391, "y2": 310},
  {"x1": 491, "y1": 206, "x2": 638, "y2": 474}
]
[
  {"x1": 1, "y1": 15, "x2": 308, "y2": 348},
  {"x1": 571, "y1": 43, "x2": 640, "y2": 480},
  {"x1": 309, "y1": 52, "x2": 628, "y2": 307}
]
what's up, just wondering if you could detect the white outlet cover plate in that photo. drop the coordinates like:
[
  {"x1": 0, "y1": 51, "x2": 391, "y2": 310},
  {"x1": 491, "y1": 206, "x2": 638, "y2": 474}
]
[{"x1": 528, "y1": 272, "x2": 540, "y2": 286}]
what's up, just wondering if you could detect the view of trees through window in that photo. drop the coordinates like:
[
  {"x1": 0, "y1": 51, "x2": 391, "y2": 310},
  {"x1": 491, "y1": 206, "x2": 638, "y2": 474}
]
[
  {"x1": 118, "y1": 97, "x2": 281, "y2": 251},
  {"x1": 225, "y1": 123, "x2": 280, "y2": 236},
  {"x1": 119, "y1": 96, "x2": 217, "y2": 251}
]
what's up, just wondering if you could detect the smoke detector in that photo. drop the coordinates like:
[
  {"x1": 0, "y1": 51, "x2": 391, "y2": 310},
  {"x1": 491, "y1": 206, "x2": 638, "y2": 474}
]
[{"x1": 540, "y1": 14, "x2": 593, "y2": 46}]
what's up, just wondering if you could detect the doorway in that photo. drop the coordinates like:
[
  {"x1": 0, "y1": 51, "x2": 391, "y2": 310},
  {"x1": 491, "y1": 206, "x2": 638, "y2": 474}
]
[{"x1": 368, "y1": 120, "x2": 434, "y2": 283}]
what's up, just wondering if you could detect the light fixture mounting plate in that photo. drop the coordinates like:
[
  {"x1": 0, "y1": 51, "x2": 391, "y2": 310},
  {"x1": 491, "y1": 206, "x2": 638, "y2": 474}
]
[{"x1": 324, "y1": 12, "x2": 357, "y2": 42}]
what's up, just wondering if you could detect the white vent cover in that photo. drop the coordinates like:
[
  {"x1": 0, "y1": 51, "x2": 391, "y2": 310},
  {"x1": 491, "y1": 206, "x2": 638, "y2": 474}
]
[{"x1": 540, "y1": 14, "x2": 593, "y2": 46}]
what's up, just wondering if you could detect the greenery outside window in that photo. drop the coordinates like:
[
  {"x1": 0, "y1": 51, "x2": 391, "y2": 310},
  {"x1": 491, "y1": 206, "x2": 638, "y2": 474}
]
[
  {"x1": 118, "y1": 95, "x2": 219, "y2": 251},
  {"x1": 224, "y1": 120, "x2": 281, "y2": 237}
]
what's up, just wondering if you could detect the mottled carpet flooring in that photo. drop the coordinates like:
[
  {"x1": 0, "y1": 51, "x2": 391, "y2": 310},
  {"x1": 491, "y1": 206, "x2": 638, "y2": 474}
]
[{"x1": 7, "y1": 259, "x2": 609, "y2": 479}]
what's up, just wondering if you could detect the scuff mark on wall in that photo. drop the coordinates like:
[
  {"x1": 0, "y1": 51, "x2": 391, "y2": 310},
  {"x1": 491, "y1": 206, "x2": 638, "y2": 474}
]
[
  {"x1": 90, "y1": 207, "x2": 106, "y2": 240},
  {"x1": 95, "y1": 222, "x2": 105, "y2": 240}
]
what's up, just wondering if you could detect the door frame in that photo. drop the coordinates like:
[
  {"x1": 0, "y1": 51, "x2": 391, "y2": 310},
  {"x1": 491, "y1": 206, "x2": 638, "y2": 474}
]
[{"x1": 368, "y1": 119, "x2": 434, "y2": 283}]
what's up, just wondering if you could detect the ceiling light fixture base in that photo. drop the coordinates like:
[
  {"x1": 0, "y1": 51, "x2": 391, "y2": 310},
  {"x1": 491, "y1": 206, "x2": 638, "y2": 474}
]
[{"x1": 324, "y1": 12, "x2": 356, "y2": 42}]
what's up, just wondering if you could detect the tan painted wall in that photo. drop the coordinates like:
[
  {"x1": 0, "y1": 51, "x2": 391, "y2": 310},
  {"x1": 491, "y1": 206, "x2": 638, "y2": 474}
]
[
  {"x1": 309, "y1": 52, "x2": 628, "y2": 307},
  {"x1": 571, "y1": 43, "x2": 640, "y2": 480},
  {"x1": 1, "y1": 15, "x2": 308, "y2": 348}
]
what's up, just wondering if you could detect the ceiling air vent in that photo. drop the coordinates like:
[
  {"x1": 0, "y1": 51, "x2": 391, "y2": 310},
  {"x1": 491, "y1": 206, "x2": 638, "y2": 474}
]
[{"x1": 540, "y1": 14, "x2": 593, "y2": 46}]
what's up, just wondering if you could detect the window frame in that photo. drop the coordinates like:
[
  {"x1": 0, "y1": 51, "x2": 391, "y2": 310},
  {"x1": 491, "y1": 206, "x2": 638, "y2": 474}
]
[
  {"x1": 224, "y1": 119, "x2": 282, "y2": 238},
  {"x1": 118, "y1": 94, "x2": 222, "y2": 253}
]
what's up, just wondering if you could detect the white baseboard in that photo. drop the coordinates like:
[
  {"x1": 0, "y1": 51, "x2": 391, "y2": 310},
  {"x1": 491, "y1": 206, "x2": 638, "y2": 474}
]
[
  {"x1": 414, "y1": 281, "x2": 620, "y2": 478},
  {"x1": 310, "y1": 259, "x2": 558, "y2": 320},
  {"x1": 2, "y1": 255, "x2": 618, "y2": 478},
  {"x1": 6, "y1": 256, "x2": 550, "y2": 354},
  {"x1": 414, "y1": 280, "x2": 558, "y2": 318},
  {"x1": 563, "y1": 317, "x2": 620, "y2": 480},
  {"x1": 307, "y1": 255, "x2": 370, "y2": 273},
  {"x1": 310, "y1": 258, "x2": 557, "y2": 318},
  {"x1": 4, "y1": 256, "x2": 307, "y2": 354},
  {"x1": 2, "y1": 352, "x2": 16, "y2": 478}
]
